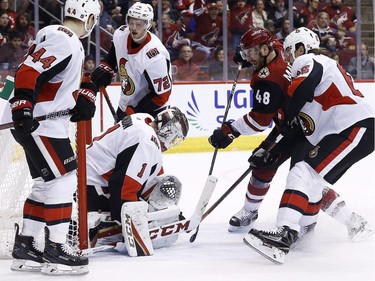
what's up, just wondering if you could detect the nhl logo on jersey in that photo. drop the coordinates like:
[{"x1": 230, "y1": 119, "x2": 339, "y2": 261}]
[
  {"x1": 258, "y1": 67, "x2": 270, "y2": 78},
  {"x1": 298, "y1": 112, "x2": 315, "y2": 136}
]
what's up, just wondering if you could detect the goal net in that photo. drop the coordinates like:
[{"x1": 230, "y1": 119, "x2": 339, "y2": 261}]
[{"x1": 0, "y1": 78, "x2": 89, "y2": 259}]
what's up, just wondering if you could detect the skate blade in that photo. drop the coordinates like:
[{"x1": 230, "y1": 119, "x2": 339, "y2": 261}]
[
  {"x1": 243, "y1": 234, "x2": 285, "y2": 265},
  {"x1": 350, "y1": 225, "x2": 374, "y2": 242},
  {"x1": 11, "y1": 259, "x2": 42, "y2": 272},
  {"x1": 41, "y1": 262, "x2": 89, "y2": 275},
  {"x1": 228, "y1": 224, "x2": 252, "y2": 233}
]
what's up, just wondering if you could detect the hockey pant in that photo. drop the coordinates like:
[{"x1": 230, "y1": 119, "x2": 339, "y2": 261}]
[
  {"x1": 11, "y1": 130, "x2": 78, "y2": 243},
  {"x1": 276, "y1": 120, "x2": 374, "y2": 233}
]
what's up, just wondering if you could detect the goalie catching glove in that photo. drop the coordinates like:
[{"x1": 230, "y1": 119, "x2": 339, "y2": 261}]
[
  {"x1": 208, "y1": 121, "x2": 240, "y2": 149},
  {"x1": 10, "y1": 95, "x2": 39, "y2": 134},
  {"x1": 70, "y1": 74, "x2": 98, "y2": 122}
]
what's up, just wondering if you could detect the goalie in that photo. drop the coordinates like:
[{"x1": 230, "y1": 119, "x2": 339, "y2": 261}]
[{"x1": 85, "y1": 106, "x2": 189, "y2": 256}]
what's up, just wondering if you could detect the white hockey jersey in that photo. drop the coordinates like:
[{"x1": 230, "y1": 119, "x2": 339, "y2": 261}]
[
  {"x1": 287, "y1": 53, "x2": 374, "y2": 145},
  {"x1": 112, "y1": 26, "x2": 172, "y2": 114},
  {"x1": 4, "y1": 25, "x2": 85, "y2": 138},
  {"x1": 86, "y1": 113, "x2": 163, "y2": 202}
]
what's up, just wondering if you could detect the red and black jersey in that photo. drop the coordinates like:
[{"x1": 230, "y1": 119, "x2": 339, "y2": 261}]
[{"x1": 232, "y1": 48, "x2": 292, "y2": 135}]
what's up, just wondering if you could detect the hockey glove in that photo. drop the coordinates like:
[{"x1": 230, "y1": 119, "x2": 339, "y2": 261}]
[
  {"x1": 277, "y1": 108, "x2": 301, "y2": 138},
  {"x1": 10, "y1": 96, "x2": 39, "y2": 134},
  {"x1": 233, "y1": 48, "x2": 252, "y2": 68},
  {"x1": 91, "y1": 62, "x2": 116, "y2": 89},
  {"x1": 208, "y1": 122, "x2": 240, "y2": 149},
  {"x1": 70, "y1": 80, "x2": 98, "y2": 122},
  {"x1": 248, "y1": 140, "x2": 281, "y2": 169}
]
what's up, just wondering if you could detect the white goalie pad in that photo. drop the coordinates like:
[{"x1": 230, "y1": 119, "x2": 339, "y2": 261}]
[{"x1": 121, "y1": 201, "x2": 154, "y2": 257}]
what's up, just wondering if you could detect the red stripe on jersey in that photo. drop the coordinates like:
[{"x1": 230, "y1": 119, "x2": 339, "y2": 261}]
[
  {"x1": 102, "y1": 169, "x2": 114, "y2": 182},
  {"x1": 314, "y1": 83, "x2": 357, "y2": 111},
  {"x1": 24, "y1": 199, "x2": 45, "y2": 220},
  {"x1": 280, "y1": 191, "x2": 308, "y2": 211},
  {"x1": 36, "y1": 81, "x2": 63, "y2": 102},
  {"x1": 128, "y1": 33, "x2": 152, "y2": 55},
  {"x1": 40, "y1": 136, "x2": 67, "y2": 175},
  {"x1": 151, "y1": 90, "x2": 171, "y2": 106},
  {"x1": 45, "y1": 204, "x2": 72, "y2": 222},
  {"x1": 121, "y1": 175, "x2": 142, "y2": 201},
  {"x1": 315, "y1": 127, "x2": 360, "y2": 173},
  {"x1": 287, "y1": 76, "x2": 305, "y2": 97},
  {"x1": 15, "y1": 64, "x2": 40, "y2": 90}
]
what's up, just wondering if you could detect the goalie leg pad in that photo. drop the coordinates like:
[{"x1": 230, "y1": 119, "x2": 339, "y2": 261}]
[{"x1": 121, "y1": 201, "x2": 154, "y2": 257}]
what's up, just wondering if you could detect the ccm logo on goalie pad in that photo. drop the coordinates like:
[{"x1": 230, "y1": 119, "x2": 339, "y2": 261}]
[
  {"x1": 124, "y1": 214, "x2": 136, "y2": 249},
  {"x1": 149, "y1": 220, "x2": 190, "y2": 240}
]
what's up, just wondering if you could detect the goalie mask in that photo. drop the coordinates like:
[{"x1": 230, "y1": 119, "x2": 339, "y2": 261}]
[
  {"x1": 148, "y1": 175, "x2": 182, "y2": 211},
  {"x1": 64, "y1": 0, "x2": 100, "y2": 38},
  {"x1": 154, "y1": 107, "x2": 189, "y2": 152}
]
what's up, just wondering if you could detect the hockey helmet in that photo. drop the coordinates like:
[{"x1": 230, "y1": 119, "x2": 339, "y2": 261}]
[
  {"x1": 239, "y1": 27, "x2": 274, "y2": 61},
  {"x1": 154, "y1": 107, "x2": 189, "y2": 151},
  {"x1": 126, "y1": 2, "x2": 154, "y2": 30},
  {"x1": 283, "y1": 27, "x2": 320, "y2": 60},
  {"x1": 64, "y1": 0, "x2": 100, "y2": 38}
]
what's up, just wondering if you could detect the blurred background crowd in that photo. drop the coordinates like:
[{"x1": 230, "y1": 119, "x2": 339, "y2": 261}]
[{"x1": 0, "y1": 0, "x2": 373, "y2": 82}]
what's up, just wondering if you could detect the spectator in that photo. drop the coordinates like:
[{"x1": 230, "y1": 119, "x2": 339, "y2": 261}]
[
  {"x1": 208, "y1": 46, "x2": 225, "y2": 80},
  {"x1": 229, "y1": 0, "x2": 253, "y2": 50},
  {"x1": 335, "y1": 25, "x2": 356, "y2": 51},
  {"x1": 0, "y1": 12, "x2": 11, "y2": 46},
  {"x1": 298, "y1": 0, "x2": 319, "y2": 27},
  {"x1": 251, "y1": 0, "x2": 267, "y2": 28},
  {"x1": 191, "y1": 1, "x2": 223, "y2": 60},
  {"x1": 322, "y1": 0, "x2": 356, "y2": 33},
  {"x1": 347, "y1": 42, "x2": 374, "y2": 80},
  {"x1": 102, "y1": 0, "x2": 123, "y2": 27},
  {"x1": 308, "y1": 11, "x2": 337, "y2": 53},
  {"x1": 8, "y1": 0, "x2": 30, "y2": 14},
  {"x1": 0, "y1": 0, "x2": 16, "y2": 29},
  {"x1": 267, "y1": 0, "x2": 287, "y2": 30},
  {"x1": 98, "y1": 0, "x2": 116, "y2": 52},
  {"x1": 0, "y1": 30, "x2": 24, "y2": 77},
  {"x1": 331, "y1": 52, "x2": 340, "y2": 63},
  {"x1": 275, "y1": 18, "x2": 289, "y2": 41},
  {"x1": 13, "y1": 12, "x2": 35, "y2": 50},
  {"x1": 172, "y1": 44, "x2": 209, "y2": 81},
  {"x1": 176, "y1": 0, "x2": 195, "y2": 16},
  {"x1": 84, "y1": 55, "x2": 96, "y2": 74},
  {"x1": 162, "y1": 12, "x2": 190, "y2": 61},
  {"x1": 264, "y1": 19, "x2": 275, "y2": 35}
]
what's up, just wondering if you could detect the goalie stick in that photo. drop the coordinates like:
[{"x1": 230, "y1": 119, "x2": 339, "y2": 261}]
[
  {"x1": 0, "y1": 108, "x2": 72, "y2": 130},
  {"x1": 189, "y1": 135, "x2": 283, "y2": 243}
]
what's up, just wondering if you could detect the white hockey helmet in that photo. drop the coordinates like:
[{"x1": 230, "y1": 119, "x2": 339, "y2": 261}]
[
  {"x1": 154, "y1": 107, "x2": 189, "y2": 151},
  {"x1": 283, "y1": 27, "x2": 320, "y2": 59},
  {"x1": 126, "y1": 2, "x2": 154, "y2": 30},
  {"x1": 64, "y1": 0, "x2": 101, "y2": 38}
]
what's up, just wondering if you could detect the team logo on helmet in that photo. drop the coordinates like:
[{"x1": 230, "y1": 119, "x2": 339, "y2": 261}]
[{"x1": 298, "y1": 112, "x2": 315, "y2": 136}]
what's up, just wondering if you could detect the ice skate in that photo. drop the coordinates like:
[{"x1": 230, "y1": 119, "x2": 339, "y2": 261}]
[
  {"x1": 292, "y1": 222, "x2": 317, "y2": 250},
  {"x1": 228, "y1": 207, "x2": 258, "y2": 232},
  {"x1": 41, "y1": 227, "x2": 89, "y2": 275},
  {"x1": 346, "y1": 213, "x2": 374, "y2": 241},
  {"x1": 243, "y1": 226, "x2": 298, "y2": 264},
  {"x1": 10, "y1": 223, "x2": 44, "y2": 272}
]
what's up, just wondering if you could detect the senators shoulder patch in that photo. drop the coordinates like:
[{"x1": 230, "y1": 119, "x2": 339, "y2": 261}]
[{"x1": 146, "y1": 48, "x2": 159, "y2": 59}]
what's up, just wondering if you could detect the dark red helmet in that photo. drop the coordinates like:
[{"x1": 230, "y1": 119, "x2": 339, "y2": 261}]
[{"x1": 239, "y1": 27, "x2": 274, "y2": 50}]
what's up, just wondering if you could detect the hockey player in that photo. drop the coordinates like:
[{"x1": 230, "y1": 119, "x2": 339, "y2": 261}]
[
  {"x1": 85, "y1": 107, "x2": 189, "y2": 255},
  {"x1": 9, "y1": 0, "x2": 100, "y2": 275},
  {"x1": 243, "y1": 27, "x2": 374, "y2": 264},
  {"x1": 91, "y1": 2, "x2": 172, "y2": 120},
  {"x1": 208, "y1": 27, "x2": 373, "y2": 240}
]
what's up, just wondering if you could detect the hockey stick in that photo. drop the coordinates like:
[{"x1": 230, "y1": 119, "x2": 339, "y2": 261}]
[
  {"x1": 208, "y1": 64, "x2": 242, "y2": 176},
  {"x1": 0, "y1": 108, "x2": 72, "y2": 130},
  {"x1": 189, "y1": 135, "x2": 283, "y2": 243},
  {"x1": 189, "y1": 65, "x2": 242, "y2": 242},
  {"x1": 99, "y1": 86, "x2": 117, "y2": 123}
]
